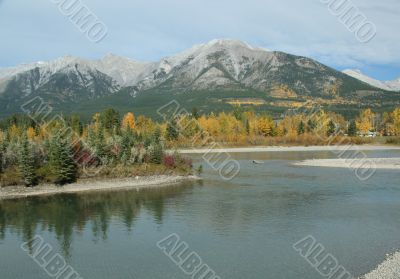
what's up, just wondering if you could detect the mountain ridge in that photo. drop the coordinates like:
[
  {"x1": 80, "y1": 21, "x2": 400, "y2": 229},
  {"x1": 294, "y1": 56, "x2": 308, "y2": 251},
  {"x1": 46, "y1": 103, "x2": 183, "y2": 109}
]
[
  {"x1": 342, "y1": 69, "x2": 400, "y2": 91},
  {"x1": 1, "y1": 39, "x2": 399, "y2": 118}
]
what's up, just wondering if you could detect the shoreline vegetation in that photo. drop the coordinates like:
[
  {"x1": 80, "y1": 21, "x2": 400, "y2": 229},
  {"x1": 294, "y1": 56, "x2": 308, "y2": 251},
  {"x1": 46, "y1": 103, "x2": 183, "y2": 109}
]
[
  {"x1": 0, "y1": 106, "x2": 399, "y2": 188},
  {"x1": 0, "y1": 175, "x2": 200, "y2": 201}
]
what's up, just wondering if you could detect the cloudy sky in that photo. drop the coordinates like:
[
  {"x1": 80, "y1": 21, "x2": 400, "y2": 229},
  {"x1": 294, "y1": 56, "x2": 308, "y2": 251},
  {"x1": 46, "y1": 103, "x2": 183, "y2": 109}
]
[{"x1": 0, "y1": 0, "x2": 399, "y2": 80}]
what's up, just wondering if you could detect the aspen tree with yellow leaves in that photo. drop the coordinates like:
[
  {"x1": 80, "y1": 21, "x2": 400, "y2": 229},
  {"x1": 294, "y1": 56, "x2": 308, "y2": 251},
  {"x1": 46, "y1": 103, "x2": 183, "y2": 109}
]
[
  {"x1": 357, "y1": 109, "x2": 375, "y2": 134},
  {"x1": 122, "y1": 112, "x2": 136, "y2": 130}
]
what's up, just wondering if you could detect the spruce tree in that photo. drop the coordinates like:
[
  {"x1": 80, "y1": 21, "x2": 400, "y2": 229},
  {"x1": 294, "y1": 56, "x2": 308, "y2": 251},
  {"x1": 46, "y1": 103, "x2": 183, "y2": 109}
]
[
  {"x1": 297, "y1": 121, "x2": 305, "y2": 135},
  {"x1": 58, "y1": 138, "x2": 78, "y2": 185},
  {"x1": 327, "y1": 120, "x2": 336, "y2": 137},
  {"x1": 348, "y1": 120, "x2": 357, "y2": 136},
  {"x1": 150, "y1": 143, "x2": 163, "y2": 164},
  {"x1": 120, "y1": 128, "x2": 133, "y2": 164},
  {"x1": 50, "y1": 135, "x2": 77, "y2": 185},
  {"x1": 191, "y1": 107, "x2": 200, "y2": 120},
  {"x1": 19, "y1": 134, "x2": 38, "y2": 187},
  {"x1": 95, "y1": 127, "x2": 107, "y2": 161},
  {"x1": 245, "y1": 119, "x2": 250, "y2": 135},
  {"x1": 152, "y1": 127, "x2": 161, "y2": 144},
  {"x1": 307, "y1": 119, "x2": 316, "y2": 132},
  {"x1": 166, "y1": 119, "x2": 179, "y2": 141}
]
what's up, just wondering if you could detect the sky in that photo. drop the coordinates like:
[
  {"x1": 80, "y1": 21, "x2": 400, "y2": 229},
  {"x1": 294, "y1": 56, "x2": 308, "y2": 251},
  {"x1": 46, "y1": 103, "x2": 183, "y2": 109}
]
[{"x1": 0, "y1": 0, "x2": 399, "y2": 81}]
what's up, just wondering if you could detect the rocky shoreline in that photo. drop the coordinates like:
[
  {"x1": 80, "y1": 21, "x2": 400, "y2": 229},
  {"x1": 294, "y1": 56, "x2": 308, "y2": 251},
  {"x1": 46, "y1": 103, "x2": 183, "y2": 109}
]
[
  {"x1": 294, "y1": 157, "x2": 400, "y2": 169},
  {"x1": 360, "y1": 252, "x2": 400, "y2": 279}
]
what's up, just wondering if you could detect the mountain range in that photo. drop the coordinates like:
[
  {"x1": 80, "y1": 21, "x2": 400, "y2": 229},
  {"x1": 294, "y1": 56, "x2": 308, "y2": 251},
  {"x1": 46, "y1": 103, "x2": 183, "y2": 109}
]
[{"x1": 1, "y1": 39, "x2": 399, "y2": 119}]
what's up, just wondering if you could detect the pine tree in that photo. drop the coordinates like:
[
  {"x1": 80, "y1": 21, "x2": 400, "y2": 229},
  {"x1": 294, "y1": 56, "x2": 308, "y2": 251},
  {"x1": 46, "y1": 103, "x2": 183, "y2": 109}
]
[
  {"x1": 120, "y1": 128, "x2": 133, "y2": 164},
  {"x1": 150, "y1": 143, "x2": 163, "y2": 164},
  {"x1": 152, "y1": 127, "x2": 161, "y2": 143},
  {"x1": 191, "y1": 107, "x2": 200, "y2": 120},
  {"x1": 166, "y1": 119, "x2": 179, "y2": 141},
  {"x1": 19, "y1": 134, "x2": 38, "y2": 187},
  {"x1": 95, "y1": 127, "x2": 107, "y2": 161},
  {"x1": 327, "y1": 120, "x2": 336, "y2": 137},
  {"x1": 307, "y1": 119, "x2": 316, "y2": 132},
  {"x1": 297, "y1": 121, "x2": 305, "y2": 135},
  {"x1": 233, "y1": 105, "x2": 243, "y2": 121},
  {"x1": 348, "y1": 120, "x2": 357, "y2": 136},
  {"x1": 69, "y1": 114, "x2": 82, "y2": 134},
  {"x1": 101, "y1": 108, "x2": 120, "y2": 133},
  {"x1": 245, "y1": 119, "x2": 250, "y2": 135},
  {"x1": 50, "y1": 135, "x2": 77, "y2": 185}
]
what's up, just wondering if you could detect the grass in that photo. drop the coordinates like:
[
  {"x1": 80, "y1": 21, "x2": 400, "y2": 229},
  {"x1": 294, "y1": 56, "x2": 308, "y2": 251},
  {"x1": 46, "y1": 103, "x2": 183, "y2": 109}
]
[{"x1": 385, "y1": 137, "x2": 400, "y2": 145}]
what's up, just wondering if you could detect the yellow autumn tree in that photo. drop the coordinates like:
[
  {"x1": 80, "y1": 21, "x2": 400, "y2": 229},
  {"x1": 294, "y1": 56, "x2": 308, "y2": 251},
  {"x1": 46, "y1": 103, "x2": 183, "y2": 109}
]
[
  {"x1": 179, "y1": 115, "x2": 200, "y2": 139},
  {"x1": 27, "y1": 127, "x2": 36, "y2": 140},
  {"x1": 357, "y1": 109, "x2": 375, "y2": 134},
  {"x1": 92, "y1": 113, "x2": 101, "y2": 132},
  {"x1": 122, "y1": 112, "x2": 136, "y2": 130},
  {"x1": 136, "y1": 115, "x2": 155, "y2": 137},
  {"x1": 257, "y1": 115, "x2": 275, "y2": 136},
  {"x1": 393, "y1": 107, "x2": 400, "y2": 135},
  {"x1": 9, "y1": 124, "x2": 20, "y2": 141}
]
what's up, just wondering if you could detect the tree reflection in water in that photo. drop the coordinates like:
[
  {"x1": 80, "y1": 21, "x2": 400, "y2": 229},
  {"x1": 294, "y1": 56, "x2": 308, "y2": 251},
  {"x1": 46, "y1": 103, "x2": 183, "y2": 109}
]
[{"x1": 0, "y1": 183, "x2": 193, "y2": 257}]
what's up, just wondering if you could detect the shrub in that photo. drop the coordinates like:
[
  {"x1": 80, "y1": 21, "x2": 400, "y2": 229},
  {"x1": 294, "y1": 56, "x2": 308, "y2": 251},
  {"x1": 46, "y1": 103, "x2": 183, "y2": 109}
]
[
  {"x1": 386, "y1": 137, "x2": 400, "y2": 145},
  {"x1": 0, "y1": 166, "x2": 21, "y2": 187},
  {"x1": 36, "y1": 165, "x2": 57, "y2": 183},
  {"x1": 163, "y1": 155, "x2": 176, "y2": 168}
]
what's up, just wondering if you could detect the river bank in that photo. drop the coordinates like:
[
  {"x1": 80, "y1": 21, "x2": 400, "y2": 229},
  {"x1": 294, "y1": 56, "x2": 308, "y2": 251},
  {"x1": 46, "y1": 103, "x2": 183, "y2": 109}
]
[{"x1": 0, "y1": 175, "x2": 200, "y2": 200}]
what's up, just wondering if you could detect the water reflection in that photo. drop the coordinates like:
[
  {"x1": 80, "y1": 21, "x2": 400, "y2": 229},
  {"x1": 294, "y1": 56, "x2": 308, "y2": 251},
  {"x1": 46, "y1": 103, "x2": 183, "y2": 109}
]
[{"x1": 0, "y1": 183, "x2": 194, "y2": 257}]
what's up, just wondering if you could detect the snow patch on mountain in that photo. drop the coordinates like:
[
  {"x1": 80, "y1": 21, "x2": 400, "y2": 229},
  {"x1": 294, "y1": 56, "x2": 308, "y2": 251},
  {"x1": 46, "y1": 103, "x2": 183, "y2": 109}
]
[
  {"x1": 342, "y1": 69, "x2": 400, "y2": 91},
  {"x1": 385, "y1": 78, "x2": 400, "y2": 91}
]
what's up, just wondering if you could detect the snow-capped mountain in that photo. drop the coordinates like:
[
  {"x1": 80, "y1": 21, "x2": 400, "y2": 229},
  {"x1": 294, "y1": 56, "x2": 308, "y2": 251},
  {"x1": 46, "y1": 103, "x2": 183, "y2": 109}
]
[
  {"x1": 0, "y1": 39, "x2": 398, "y2": 117},
  {"x1": 385, "y1": 78, "x2": 400, "y2": 91},
  {"x1": 342, "y1": 69, "x2": 400, "y2": 91},
  {"x1": 0, "y1": 55, "x2": 121, "y2": 98}
]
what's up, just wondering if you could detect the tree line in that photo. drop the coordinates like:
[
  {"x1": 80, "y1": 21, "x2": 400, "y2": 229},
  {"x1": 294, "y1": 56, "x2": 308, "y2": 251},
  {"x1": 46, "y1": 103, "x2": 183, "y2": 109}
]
[{"x1": 1, "y1": 107, "x2": 399, "y2": 187}]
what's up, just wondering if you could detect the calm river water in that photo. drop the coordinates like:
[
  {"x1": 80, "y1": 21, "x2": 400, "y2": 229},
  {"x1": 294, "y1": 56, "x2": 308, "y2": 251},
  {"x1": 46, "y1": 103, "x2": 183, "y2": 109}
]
[{"x1": 0, "y1": 149, "x2": 399, "y2": 279}]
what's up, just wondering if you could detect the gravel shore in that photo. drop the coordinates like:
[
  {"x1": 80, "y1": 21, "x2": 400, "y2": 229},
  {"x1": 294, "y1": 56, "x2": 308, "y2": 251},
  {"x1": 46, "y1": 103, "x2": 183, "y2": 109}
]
[
  {"x1": 360, "y1": 252, "x2": 400, "y2": 279},
  {"x1": 294, "y1": 157, "x2": 400, "y2": 169},
  {"x1": 0, "y1": 175, "x2": 200, "y2": 200}
]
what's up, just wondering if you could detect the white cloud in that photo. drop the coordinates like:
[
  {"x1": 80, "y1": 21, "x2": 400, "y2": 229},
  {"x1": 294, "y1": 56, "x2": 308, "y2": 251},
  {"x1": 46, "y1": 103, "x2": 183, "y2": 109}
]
[{"x1": 0, "y1": 0, "x2": 398, "y2": 79}]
